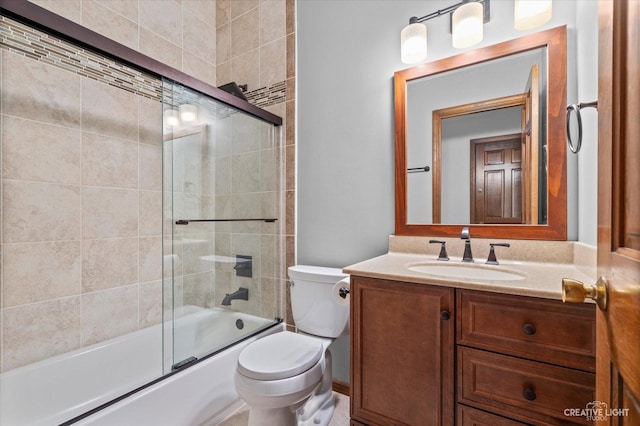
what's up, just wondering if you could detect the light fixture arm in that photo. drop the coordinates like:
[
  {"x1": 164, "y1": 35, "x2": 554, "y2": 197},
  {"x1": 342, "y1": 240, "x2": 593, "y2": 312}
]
[{"x1": 408, "y1": 0, "x2": 490, "y2": 25}]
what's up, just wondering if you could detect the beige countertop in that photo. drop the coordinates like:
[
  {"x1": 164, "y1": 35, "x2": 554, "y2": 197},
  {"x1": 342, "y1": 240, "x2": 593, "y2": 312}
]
[{"x1": 343, "y1": 251, "x2": 595, "y2": 301}]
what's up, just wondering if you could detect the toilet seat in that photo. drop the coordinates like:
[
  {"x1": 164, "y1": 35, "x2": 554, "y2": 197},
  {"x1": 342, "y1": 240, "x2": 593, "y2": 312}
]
[{"x1": 237, "y1": 332, "x2": 323, "y2": 381}]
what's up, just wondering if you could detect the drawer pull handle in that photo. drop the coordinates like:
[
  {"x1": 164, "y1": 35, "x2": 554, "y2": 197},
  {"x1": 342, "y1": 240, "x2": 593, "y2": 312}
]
[
  {"x1": 440, "y1": 310, "x2": 451, "y2": 320},
  {"x1": 522, "y1": 323, "x2": 536, "y2": 335},
  {"x1": 523, "y1": 388, "x2": 537, "y2": 401}
]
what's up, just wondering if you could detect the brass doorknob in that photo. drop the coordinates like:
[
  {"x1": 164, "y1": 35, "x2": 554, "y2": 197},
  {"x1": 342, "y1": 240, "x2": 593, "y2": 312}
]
[{"x1": 562, "y1": 277, "x2": 608, "y2": 311}]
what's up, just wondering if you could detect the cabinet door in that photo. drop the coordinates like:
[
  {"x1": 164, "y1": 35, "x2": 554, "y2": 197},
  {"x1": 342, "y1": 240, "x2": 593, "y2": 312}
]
[{"x1": 350, "y1": 276, "x2": 455, "y2": 425}]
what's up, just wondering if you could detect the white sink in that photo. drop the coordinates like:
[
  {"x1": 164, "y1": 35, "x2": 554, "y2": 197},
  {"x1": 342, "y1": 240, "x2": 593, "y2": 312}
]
[{"x1": 408, "y1": 262, "x2": 527, "y2": 281}]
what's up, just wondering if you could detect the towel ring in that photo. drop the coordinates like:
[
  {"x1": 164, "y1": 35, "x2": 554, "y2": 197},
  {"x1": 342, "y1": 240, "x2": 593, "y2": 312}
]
[{"x1": 566, "y1": 100, "x2": 598, "y2": 153}]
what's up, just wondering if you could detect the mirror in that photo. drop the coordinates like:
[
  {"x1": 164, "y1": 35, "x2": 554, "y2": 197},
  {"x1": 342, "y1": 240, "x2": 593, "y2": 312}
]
[{"x1": 395, "y1": 26, "x2": 567, "y2": 240}]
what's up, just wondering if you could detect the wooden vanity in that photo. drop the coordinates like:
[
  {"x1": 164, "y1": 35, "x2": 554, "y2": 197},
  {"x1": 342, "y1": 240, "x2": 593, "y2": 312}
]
[{"x1": 349, "y1": 274, "x2": 596, "y2": 426}]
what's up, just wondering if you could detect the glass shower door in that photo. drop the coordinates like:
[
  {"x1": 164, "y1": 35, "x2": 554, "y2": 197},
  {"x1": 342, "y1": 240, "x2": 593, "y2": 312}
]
[{"x1": 162, "y1": 79, "x2": 283, "y2": 371}]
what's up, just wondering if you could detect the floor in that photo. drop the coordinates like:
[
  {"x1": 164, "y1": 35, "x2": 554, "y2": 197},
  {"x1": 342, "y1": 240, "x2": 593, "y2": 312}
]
[{"x1": 218, "y1": 392, "x2": 350, "y2": 425}]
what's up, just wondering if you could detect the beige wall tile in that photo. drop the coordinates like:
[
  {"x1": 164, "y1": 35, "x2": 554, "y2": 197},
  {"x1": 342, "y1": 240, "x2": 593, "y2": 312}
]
[
  {"x1": 28, "y1": 0, "x2": 83, "y2": 23},
  {"x1": 260, "y1": 38, "x2": 286, "y2": 89},
  {"x1": 231, "y1": 7, "x2": 259, "y2": 57},
  {"x1": 2, "y1": 51, "x2": 81, "y2": 129},
  {"x1": 2, "y1": 116, "x2": 81, "y2": 185},
  {"x1": 259, "y1": 0, "x2": 286, "y2": 45},
  {"x1": 183, "y1": 52, "x2": 217, "y2": 87},
  {"x1": 138, "y1": 97, "x2": 163, "y2": 146},
  {"x1": 3, "y1": 180, "x2": 81, "y2": 243},
  {"x1": 230, "y1": 0, "x2": 258, "y2": 20},
  {"x1": 82, "y1": 0, "x2": 139, "y2": 50},
  {"x1": 139, "y1": 0, "x2": 183, "y2": 44},
  {"x1": 82, "y1": 133, "x2": 138, "y2": 188},
  {"x1": 216, "y1": 22, "x2": 231, "y2": 65},
  {"x1": 140, "y1": 190, "x2": 163, "y2": 236},
  {"x1": 82, "y1": 78, "x2": 139, "y2": 142},
  {"x1": 140, "y1": 27, "x2": 183, "y2": 71},
  {"x1": 231, "y1": 112, "x2": 261, "y2": 154},
  {"x1": 182, "y1": 234, "x2": 214, "y2": 275},
  {"x1": 140, "y1": 236, "x2": 163, "y2": 283},
  {"x1": 82, "y1": 238, "x2": 139, "y2": 293},
  {"x1": 82, "y1": 187, "x2": 139, "y2": 238},
  {"x1": 139, "y1": 280, "x2": 163, "y2": 328},
  {"x1": 2, "y1": 297, "x2": 81, "y2": 371},
  {"x1": 216, "y1": 0, "x2": 231, "y2": 27},
  {"x1": 183, "y1": 271, "x2": 215, "y2": 308},
  {"x1": 183, "y1": 10, "x2": 216, "y2": 65},
  {"x1": 183, "y1": 0, "x2": 216, "y2": 27},
  {"x1": 81, "y1": 285, "x2": 138, "y2": 345},
  {"x1": 139, "y1": 143, "x2": 162, "y2": 191},
  {"x1": 216, "y1": 60, "x2": 231, "y2": 85},
  {"x1": 231, "y1": 151, "x2": 260, "y2": 193},
  {"x1": 230, "y1": 50, "x2": 259, "y2": 93},
  {"x1": 3, "y1": 242, "x2": 81, "y2": 307},
  {"x1": 95, "y1": 0, "x2": 139, "y2": 22}
]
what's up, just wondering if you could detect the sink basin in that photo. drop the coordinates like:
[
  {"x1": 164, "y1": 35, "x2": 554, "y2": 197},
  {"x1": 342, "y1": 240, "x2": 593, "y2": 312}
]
[{"x1": 408, "y1": 263, "x2": 526, "y2": 281}]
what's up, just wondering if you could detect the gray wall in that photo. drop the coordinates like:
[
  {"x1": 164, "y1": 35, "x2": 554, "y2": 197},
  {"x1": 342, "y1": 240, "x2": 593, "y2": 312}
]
[{"x1": 297, "y1": 0, "x2": 599, "y2": 267}]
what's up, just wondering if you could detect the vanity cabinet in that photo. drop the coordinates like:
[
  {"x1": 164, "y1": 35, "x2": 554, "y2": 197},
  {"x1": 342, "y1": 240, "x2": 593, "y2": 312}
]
[
  {"x1": 350, "y1": 276, "x2": 455, "y2": 425},
  {"x1": 457, "y1": 289, "x2": 596, "y2": 426},
  {"x1": 350, "y1": 277, "x2": 596, "y2": 426}
]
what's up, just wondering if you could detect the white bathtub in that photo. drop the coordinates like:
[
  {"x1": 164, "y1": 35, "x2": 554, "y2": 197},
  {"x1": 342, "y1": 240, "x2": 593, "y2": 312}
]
[{"x1": 0, "y1": 307, "x2": 283, "y2": 426}]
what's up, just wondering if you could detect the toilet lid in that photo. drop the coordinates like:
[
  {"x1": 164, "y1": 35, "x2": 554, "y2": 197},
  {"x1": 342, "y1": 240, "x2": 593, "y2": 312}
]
[{"x1": 237, "y1": 332, "x2": 323, "y2": 380}]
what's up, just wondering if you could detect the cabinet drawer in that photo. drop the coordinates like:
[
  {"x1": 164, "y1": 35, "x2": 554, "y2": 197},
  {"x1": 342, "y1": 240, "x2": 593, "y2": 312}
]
[
  {"x1": 457, "y1": 290, "x2": 596, "y2": 371},
  {"x1": 458, "y1": 347, "x2": 595, "y2": 425},
  {"x1": 457, "y1": 404, "x2": 528, "y2": 426}
]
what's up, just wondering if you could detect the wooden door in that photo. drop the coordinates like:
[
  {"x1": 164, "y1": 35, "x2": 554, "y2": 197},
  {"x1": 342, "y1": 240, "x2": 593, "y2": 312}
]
[
  {"x1": 350, "y1": 276, "x2": 455, "y2": 425},
  {"x1": 470, "y1": 135, "x2": 523, "y2": 224},
  {"x1": 596, "y1": 0, "x2": 640, "y2": 424}
]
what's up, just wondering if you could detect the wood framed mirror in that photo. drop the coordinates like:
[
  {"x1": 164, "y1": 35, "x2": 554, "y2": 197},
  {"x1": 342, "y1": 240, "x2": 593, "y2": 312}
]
[{"x1": 394, "y1": 26, "x2": 567, "y2": 240}]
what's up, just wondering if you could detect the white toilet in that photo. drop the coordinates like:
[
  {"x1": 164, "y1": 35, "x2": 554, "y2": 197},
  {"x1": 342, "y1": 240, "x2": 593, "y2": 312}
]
[{"x1": 234, "y1": 265, "x2": 350, "y2": 426}]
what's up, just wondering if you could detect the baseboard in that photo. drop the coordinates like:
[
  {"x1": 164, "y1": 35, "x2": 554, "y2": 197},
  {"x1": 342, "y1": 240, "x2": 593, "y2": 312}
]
[{"x1": 332, "y1": 379, "x2": 350, "y2": 396}]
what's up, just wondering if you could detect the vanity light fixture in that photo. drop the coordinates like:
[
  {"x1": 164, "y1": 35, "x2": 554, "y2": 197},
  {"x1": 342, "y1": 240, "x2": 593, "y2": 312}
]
[
  {"x1": 514, "y1": 0, "x2": 552, "y2": 30},
  {"x1": 401, "y1": 0, "x2": 553, "y2": 64},
  {"x1": 400, "y1": 0, "x2": 490, "y2": 64},
  {"x1": 164, "y1": 109, "x2": 180, "y2": 127},
  {"x1": 452, "y1": 1, "x2": 484, "y2": 49},
  {"x1": 179, "y1": 104, "x2": 198, "y2": 123}
]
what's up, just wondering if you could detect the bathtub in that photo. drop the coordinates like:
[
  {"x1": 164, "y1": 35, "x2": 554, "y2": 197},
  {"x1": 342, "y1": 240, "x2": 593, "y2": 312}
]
[{"x1": 0, "y1": 307, "x2": 283, "y2": 426}]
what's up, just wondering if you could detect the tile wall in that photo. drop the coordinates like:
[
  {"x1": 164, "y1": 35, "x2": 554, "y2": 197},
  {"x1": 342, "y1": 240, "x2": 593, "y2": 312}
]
[
  {"x1": 0, "y1": 37, "x2": 164, "y2": 372},
  {"x1": 1, "y1": 0, "x2": 295, "y2": 372}
]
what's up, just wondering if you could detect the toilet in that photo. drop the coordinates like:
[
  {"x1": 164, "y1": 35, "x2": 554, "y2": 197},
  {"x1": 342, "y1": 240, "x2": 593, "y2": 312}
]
[{"x1": 234, "y1": 265, "x2": 350, "y2": 426}]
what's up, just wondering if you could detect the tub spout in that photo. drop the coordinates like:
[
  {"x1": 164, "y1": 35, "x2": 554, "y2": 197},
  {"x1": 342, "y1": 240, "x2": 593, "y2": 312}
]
[{"x1": 221, "y1": 287, "x2": 249, "y2": 306}]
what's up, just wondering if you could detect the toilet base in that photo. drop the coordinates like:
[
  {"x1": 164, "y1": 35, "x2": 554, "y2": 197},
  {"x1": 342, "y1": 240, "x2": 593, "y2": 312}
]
[
  {"x1": 298, "y1": 391, "x2": 335, "y2": 426},
  {"x1": 248, "y1": 406, "x2": 297, "y2": 426}
]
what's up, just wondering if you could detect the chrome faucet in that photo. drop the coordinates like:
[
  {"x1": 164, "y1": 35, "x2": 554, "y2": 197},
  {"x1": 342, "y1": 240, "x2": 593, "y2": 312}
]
[
  {"x1": 461, "y1": 227, "x2": 473, "y2": 262},
  {"x1": 221, "y1": 287, "x2": 249, "y2": 306}
]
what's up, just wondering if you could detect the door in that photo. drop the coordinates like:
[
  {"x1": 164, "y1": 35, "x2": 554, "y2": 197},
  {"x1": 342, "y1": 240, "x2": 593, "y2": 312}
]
[
  {"x1": 470, "y1": 135, "x2": 523, "y2": 224},
  {"x1": 596, "y1": 0, "x2": 640, "y2": 424}
]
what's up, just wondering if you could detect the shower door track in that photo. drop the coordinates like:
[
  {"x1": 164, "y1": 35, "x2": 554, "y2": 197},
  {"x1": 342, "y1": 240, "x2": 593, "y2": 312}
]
[{"x1": 0, "y1": 0, "x2": 282, "y2": 126}]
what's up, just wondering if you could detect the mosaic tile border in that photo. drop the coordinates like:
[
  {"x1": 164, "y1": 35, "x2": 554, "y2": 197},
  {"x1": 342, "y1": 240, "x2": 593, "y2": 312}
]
[
  {"x1": 0, "y1": 15, "x2": 163, "y2": 101},
  {"x1": 0, "y1": 14, "x2": 288, "y2": 111}
]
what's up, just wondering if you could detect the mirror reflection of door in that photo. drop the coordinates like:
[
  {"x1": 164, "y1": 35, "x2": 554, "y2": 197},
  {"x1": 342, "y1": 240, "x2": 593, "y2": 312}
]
[
  {"x1": 470, "y1": 134, "x2": 523, "y2": 224},
  {"x1": 522, "y1": 64, "x2": 540, "y2": 224}
]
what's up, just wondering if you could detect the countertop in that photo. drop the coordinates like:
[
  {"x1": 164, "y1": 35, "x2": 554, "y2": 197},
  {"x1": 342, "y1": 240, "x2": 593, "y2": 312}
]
[{"x1": 343, "y1": 252, "x2": 595, "y2": 301}]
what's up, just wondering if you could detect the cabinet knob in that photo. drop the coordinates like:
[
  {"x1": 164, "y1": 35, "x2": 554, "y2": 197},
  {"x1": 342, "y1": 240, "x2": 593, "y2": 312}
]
[
  {"x1": 523, "y1": 388, "x2": 537, "y2": 401},
  {"x1": 522, "y1": 323, "x2": 536, "y2": 335},
  {"x1": 440, "y1": 310, "x2": 451, "y2": 320}
]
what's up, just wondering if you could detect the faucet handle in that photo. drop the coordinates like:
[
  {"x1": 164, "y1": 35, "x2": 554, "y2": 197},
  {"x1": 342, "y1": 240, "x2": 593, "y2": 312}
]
[
  {"x1": 429, "y1": 240, "x2": 449, "y2": 261},
  {"x1": 486, "y1": 243, "x2": 511, "y2": 265}
]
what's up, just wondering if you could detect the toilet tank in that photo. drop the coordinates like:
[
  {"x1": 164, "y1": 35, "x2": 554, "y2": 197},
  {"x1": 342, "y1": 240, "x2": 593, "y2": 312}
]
[{"x1": 288, "y1": 265, "x2": 349, "y2": 338}]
